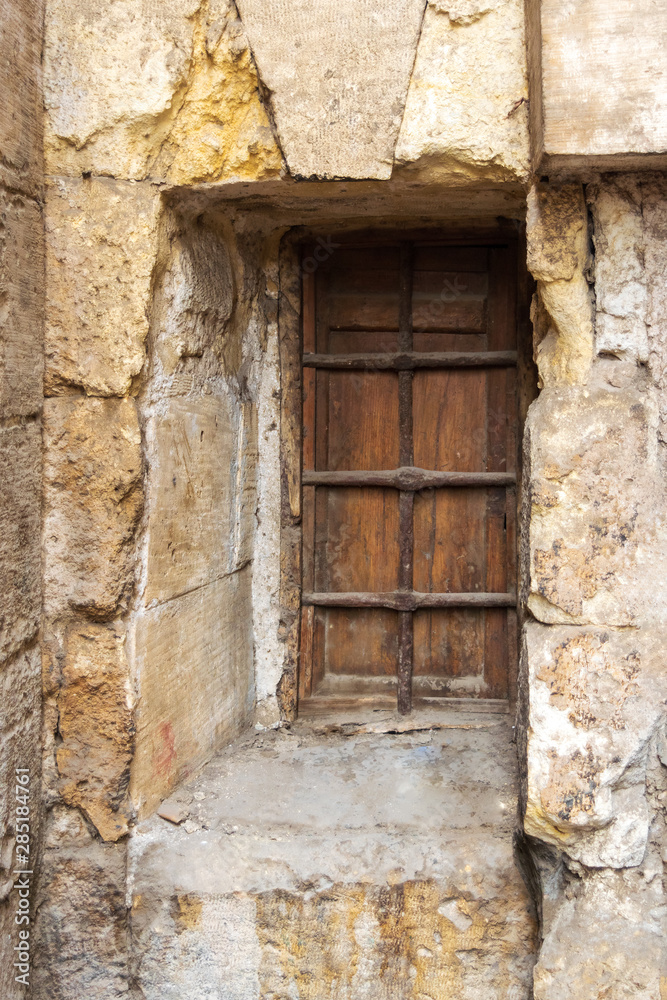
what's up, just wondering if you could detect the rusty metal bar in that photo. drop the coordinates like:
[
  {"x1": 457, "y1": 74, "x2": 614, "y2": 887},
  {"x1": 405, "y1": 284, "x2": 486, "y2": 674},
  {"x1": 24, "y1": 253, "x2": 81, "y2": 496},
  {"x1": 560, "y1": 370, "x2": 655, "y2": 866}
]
[
  {"x1": 302, "y1": 468, "x2": 516, "y2": 489},
  {"x1": 302, "y1": 592, "x2": 518, "y2": 611},
  {"x1": 302, "y1": 350, "x2": 517, "y2": 370}
]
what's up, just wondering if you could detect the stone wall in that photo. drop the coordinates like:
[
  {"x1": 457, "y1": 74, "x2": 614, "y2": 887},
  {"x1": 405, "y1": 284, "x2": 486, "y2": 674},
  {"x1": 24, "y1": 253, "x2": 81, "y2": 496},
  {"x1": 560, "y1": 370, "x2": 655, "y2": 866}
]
[
  {"x1": 0, "y1": 1, "x2": 44, "y2": 998},
  {"x1": 523, "y1": 177, "x2": 667, "y2": 999}
]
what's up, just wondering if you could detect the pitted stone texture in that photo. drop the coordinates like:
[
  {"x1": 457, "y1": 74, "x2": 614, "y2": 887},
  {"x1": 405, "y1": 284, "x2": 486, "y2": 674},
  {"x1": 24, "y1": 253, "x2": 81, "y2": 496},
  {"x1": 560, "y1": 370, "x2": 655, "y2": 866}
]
[
  {"x1": 143, "y1": 395, "x2": 256, "y2": 606},
  {"x1": 0, "y1": 423, "x2": 41, "y2": 660},
  {"x1": 43, "y1": 0, "x2": 282, "y2": 183},
  {"x1": 153, "y1": 225, "x2": 235, "y2": 380},
  {"x1": 0, "y1": 0, "x2": 44, "y2": 195},
  {"x1": 527, "y1": 183, "x2": 594, "y2": 386},
  {"x1": 56, "y1": 625, "x2": 134, "y2": 842},
  {"x1": 642, "y1": 177, "x2": 667, "y2": 446},
  {"x1": 43, "y1": 397, "x2": 143, "y2": 620},
  {"x1": 45, "y1": 177, "x2": 161, "y2": 397},
  {"x1": 0, "y1": 189, "x2": 44, "y2": 418},
  {"x1": 395, "y1": 0, "x2": 530, "y2": 183},
  {"x1": 34, "y1": 814, "x2": 129, "y2": 1000},
  {"x1": 235, "y1": 0, "x2": 426, "y2": 180},
  {"x1": 0, "y1": 645, "x2": 41, "y2": 1000},
  {"x1": 536, "y1": 0, "x2": 667, "y2": 171},
  {"x1": 526, "y1": 383, "x2": 667, "y2": 627},
  {"x1": 129, "y1": 723, "x2": 537, "y2": 999},
  {"x1": 130, "y1": 566, "x2": 253, "y2": 818},
  {"x1": 524, "y1": 622, "x2": 667, "y2": 868}
]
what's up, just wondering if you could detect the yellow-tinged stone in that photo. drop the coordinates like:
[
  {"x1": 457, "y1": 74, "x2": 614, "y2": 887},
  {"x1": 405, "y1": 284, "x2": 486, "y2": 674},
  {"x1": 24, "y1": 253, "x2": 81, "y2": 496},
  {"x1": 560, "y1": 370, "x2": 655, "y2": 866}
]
[
  {"x1": 57, "y1": 625, "x2": 134, "y2": 842},
  {"x1": 45, "y1": 177, "x2": 162, "y2": 396},
  {"x1": 43, "y1": 0, "x2": 282, "y2": 183}
]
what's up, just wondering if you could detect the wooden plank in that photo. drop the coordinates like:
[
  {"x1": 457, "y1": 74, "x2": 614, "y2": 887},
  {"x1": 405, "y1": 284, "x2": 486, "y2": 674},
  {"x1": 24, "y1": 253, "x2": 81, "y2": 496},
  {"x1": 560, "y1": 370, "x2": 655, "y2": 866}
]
[
  {"x1": 302, "y1": 368, "x2": 316, "y2": 471},
  {"x1": 413, "y1": 369, "x2": 487, "y2": 473},
  {"x1": 303, "y1": 468, "x2": 516, "y2": 489},
  {"x1": 321, "y1": 488, "x2": 400, "y2": 593},
  {"x1": 320, "y1": 609, "x2": 398, "y2": 677},
  {"x1": 326, "y1": 371, "x2": 399, "y2": 471},
  {"x1": 299, "y1": 605, "x2": 314, "y2": 701},
  {"x1": 303, "y1": 591, "x2": 517, "y2": 610},
  {"x1": 303, "y1": 350, "x2": 518, "y2": 370}
]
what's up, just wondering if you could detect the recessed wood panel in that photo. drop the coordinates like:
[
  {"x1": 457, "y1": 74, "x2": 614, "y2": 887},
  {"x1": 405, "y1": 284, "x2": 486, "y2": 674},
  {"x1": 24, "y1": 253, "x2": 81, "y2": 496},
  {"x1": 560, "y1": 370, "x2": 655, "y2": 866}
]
[{"x1": 300, "y1": 236, "x2": 520, "y2": 713}]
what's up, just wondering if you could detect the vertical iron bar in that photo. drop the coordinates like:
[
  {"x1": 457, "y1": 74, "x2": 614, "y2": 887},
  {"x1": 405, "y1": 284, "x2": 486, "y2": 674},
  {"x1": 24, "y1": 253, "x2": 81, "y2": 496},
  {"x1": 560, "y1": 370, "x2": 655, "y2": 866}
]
[{"x1": 397, "y1": 243, "x2": 414, "y2": 714}]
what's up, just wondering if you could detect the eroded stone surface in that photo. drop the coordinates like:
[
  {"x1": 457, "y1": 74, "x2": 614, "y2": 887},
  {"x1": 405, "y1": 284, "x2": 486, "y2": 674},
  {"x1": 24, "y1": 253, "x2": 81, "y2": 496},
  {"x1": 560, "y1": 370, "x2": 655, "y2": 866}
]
[
  {"x1": 236, "y1": 0, "x2": 426, "y2": 180},
  {"x1": 130, "y1": 567, "x2": 253, "y2": 817},
  {"x1": 526, "y1": 382, "x2": 667, "y2": 627},
  {"x1": 56, "y1": 625, "x2": 134, "y2": 842},
  {"x1": 395, "y1": 0, "x2": 530, "y2": 182},
  {"x1": 524, "y1": 622, "x2": 667, "y2": 869},
  {"x1": 0, "y1": 189, "x2": 44, "y2": 418},
  {"x1": 43, "y1": 397, "x2": 143, "y2": 620},
  {"x1": 129, "y1": 722, "x2": 537, "y2": 999},
  {"x1": 0, "y1": 423, "x2": 41, "y2": 660},
  {"x1": 527, "y1": 183, "x2": 594, "y2": 387},
  {"x1": 44, "y1": 0, "x2": 282, "y2": 183},
  {"x1": 45, "y1": 177, "x2": 161, "y2": 396}
]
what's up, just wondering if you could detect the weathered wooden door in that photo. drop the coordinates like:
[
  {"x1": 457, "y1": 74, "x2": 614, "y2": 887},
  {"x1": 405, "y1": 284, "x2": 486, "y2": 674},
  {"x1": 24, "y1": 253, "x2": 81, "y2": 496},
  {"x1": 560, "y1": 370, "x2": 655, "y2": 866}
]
[{"x1": 299, "y1": 236, "x2": 519, "y2": 713}]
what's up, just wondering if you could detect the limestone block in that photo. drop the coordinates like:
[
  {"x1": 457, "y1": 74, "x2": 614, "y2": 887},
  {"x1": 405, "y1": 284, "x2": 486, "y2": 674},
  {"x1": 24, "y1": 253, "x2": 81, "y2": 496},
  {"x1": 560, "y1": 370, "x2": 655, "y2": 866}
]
[
  {"x1": 235, "y1": 0, "x2": 426, "y2": 180},
  {"x1": 0, "y1": 189, "x2": 44, "y2": 419},
  {"x1": 56, "y1": 626, "x2": 134, "y2": 842},
  {"x1": 0, "y1": 645, "x2": 41, "y2": 1000},
  {"x1": 395, "y1": 0, "x2": 530, "y2": 183},
  {"x1": 589, "y1": 177, "x2": 649, "y2": 363},
  {"x1": 532, "y1": 0, "x2": 667, "y2": 172},
  {"x1": 643, "y1": 175, "x2": 667, "y2": 444},
  {"x1": 43, "y1": 0, "x2": 282, "y2": 183},
  {"x1": 130, "y1": 725, "x2": 537, "y2": 999},
  {"x1": 43, "y1": 397, "x2": 143, "y2": 620},
  {"x1": 45, "y1": 177, "x2": 161, "y2": 397},
  {"x1": 526, "y1": 384, "x2": 667, "y2": 627},
  {"x1": 527, "y1": 184, "x2": 594, "y2": 386},
  {"x1": 0, "y1": 0, "x2": 44, "y2": 195},
  {"x1": 33, "y1": 835, "x2": 129, "y2": 1000},
  {"x1": 524, "y1": 622, "x2": 667, "y2": 868},
  {"x1": 154, "y1": 226, "x2": 235, "y2": 377},
  {"x1": 131, "y1": 567, "x2": 253, "y2": 817},
  {"x1": 143, "y1": 395, "x2": 256, "y2": 606},
  {"x1": 534, "y1": 868, "x2": 664, "y2": 1000},
  {"x1": 0, "y1": 423, "x2": 41, "y2": 659}
]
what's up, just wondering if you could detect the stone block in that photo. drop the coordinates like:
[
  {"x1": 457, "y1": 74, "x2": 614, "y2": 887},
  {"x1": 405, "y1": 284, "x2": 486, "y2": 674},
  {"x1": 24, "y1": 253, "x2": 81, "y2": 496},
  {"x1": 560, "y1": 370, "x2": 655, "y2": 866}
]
[
  {"x1": 524, "y1": 622, "x2": 667, "y2": 868},
  {"x1": 235, "y1": 0, "x2": 426, "y2": 179},
  {"x1": 0, "y1": 423, "x2": 41, "y2": 660},
  {"x1": 56, "y1": 625, "x2": 134, "y2": 842},
  {"x1": 0, "y1": 189, "x2": 44, "y2": 419},
  {"x1": 0, "y1": 0, "x2": 44, "y2": 195},
  {"x1": 0, "y1": 644, "x2": 41, "y2": 1000},
  {"x1": 129, "y1": 725, "x2": 537, "y2": 999},
  {"x1": 43, "y1": 0, "x2": 282, "y2": 183},
  {"x1": 143, "y1": 395, "x2": 256, "y2": 607},
  {"x1": 130, "y1": 567, "x2": 253, "y2": 817},
  {"x1": 45, "y1": 177, "x2": 161, "y2": 397},
  {"x1": 43, "y1": 397, "x2": 143, "y2": 620},
  {"x1": 33, "y1": 835, "x2": 129, "y2": 1000},
  {"x1": 530, "y1": 0, "x2": 667, "y2": 173},
  {"x1": 395, "y1": 0, "x2": 530, "y2": 183},
  {"x1": 526, "y1": 384, "x2": 667, "y2": 627}
]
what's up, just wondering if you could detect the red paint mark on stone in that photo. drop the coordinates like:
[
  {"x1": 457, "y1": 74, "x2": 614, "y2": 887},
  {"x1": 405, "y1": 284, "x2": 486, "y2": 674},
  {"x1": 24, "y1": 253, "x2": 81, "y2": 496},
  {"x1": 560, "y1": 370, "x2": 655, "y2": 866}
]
[{"x1": 154, "y1": 721, "x2": 177, "y2": 778}]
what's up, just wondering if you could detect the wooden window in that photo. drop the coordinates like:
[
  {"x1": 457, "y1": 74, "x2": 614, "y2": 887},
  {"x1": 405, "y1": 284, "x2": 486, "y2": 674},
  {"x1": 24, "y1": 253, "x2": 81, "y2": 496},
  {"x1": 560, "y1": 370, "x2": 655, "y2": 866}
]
[{"x1": 299, "y1": 236, "x2": 520, "y2": 714}]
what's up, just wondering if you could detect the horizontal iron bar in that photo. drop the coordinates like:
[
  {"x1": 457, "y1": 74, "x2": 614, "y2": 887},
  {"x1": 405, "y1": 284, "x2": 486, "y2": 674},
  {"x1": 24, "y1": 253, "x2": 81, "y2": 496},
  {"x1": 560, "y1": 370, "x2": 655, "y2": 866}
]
[
  {"x1": 302, "y1": 351, "x2": 518, "y2": 370},
  {"x1": 303, "y1": 467, "x2": 516, "y2": 490},
  {"x1": 302, "y1": 591, "x2": 517, "y2": 611}
]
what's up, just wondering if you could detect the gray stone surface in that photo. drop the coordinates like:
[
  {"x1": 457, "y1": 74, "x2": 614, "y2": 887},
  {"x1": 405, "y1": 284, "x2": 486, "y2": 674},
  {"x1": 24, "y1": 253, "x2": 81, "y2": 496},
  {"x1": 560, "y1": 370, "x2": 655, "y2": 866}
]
[
  {"x1": 533, "y1": 0, "x2": 667, "y2": 172},
  {"x1": 235, "y1": 0, "x2": 427, "y2": 179},
  {"x1": 129, "y1": 720, "x2": 537, "y2": 999}
]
